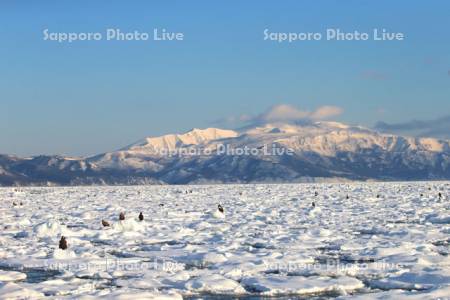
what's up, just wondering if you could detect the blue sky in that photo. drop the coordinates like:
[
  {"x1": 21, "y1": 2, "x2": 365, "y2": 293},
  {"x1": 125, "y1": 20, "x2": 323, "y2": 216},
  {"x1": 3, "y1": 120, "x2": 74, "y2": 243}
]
[{"x1": 1, "y1": 1, "x2": 449, "y2": 156}]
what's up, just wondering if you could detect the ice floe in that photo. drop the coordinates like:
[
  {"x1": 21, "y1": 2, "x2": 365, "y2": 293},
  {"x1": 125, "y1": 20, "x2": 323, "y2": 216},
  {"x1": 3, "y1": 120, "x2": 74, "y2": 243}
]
[{"x1": 0, "y1": 181, "x2": 448, "y2": 298}]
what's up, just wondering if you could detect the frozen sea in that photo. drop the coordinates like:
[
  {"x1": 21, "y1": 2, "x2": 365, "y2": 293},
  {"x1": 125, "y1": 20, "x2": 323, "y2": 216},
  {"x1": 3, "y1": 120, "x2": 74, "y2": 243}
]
[{"x1": 0, "y1": 182, "x2": 449, "y2": 299}]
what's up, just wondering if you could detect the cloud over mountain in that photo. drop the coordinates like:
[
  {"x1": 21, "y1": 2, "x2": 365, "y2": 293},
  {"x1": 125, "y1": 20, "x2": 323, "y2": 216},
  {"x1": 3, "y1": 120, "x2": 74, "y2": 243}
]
[
  {"x1": 253, "y1": 104, "x2": 343, "y2": 123},
  {"x1": 215, "y1": 104, "x2": 344, "y2": 126},
  {"x1": 375, "y1": 115, "x2": 450, "y2": 140}
]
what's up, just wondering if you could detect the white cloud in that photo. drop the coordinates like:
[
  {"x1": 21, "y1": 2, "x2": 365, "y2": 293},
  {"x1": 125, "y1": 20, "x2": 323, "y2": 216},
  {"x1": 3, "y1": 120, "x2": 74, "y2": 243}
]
[
  {"x1": 309, "y1": 105, "x2": 343, "y2": 120},
  {"x1": 256, "y1": 104, "x2": 343, "y2": 123},
  {"x1": 213, "y1": 103, "x2": 344, "y2": 126},
  {"x1": 260, "y1": 104, "x2": 310, "y2": 122}
]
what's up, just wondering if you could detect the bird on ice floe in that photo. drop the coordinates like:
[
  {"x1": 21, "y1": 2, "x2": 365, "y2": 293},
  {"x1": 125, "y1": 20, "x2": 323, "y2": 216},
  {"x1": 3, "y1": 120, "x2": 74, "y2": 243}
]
[
  {"x1": 439, "y1": 192, "x2": 442, "y2": 198},
  {"x1": 212, "y1": 204, "x2": 225, "y2": 219},
  {"x1": 102, "y1": 219, "x2": 110, "y2": 227},
  {"x1": 139, "y1": 212, "x2": 144, "y2": 221},
  {"x1": 308, "y1": 201, "x2": 321, "y2": 216},
  {"x1": 119, "y1": 212, "x2": 125, "y2": 221},
  {"x1": 59, "y1": 236, "x2": 68, "y2": 250},
  {"x1": 314, "y1": 191, "x2": 318, "y2": 197},
  {"x1": 346, "y1": 195, "x2": 350, "y2": 199}
]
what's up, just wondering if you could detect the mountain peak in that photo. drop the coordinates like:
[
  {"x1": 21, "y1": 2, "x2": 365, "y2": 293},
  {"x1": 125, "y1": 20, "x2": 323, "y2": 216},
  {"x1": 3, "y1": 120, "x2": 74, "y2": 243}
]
[{"x1": 123, "y1": 127, "x2": 239, "y2": 152}]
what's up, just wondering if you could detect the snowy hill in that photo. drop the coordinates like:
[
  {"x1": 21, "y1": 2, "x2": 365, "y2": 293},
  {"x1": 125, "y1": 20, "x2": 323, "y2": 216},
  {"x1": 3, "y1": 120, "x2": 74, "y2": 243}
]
[{"x1": 1, "y1": 122, "x2": 449, "y2": 185}]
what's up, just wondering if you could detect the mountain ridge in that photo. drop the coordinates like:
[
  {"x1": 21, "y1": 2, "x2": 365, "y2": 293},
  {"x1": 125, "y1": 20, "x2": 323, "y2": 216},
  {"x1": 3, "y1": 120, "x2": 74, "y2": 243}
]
[{"x1": 1, "y1": 122, "x2": 449, "y2": 186}]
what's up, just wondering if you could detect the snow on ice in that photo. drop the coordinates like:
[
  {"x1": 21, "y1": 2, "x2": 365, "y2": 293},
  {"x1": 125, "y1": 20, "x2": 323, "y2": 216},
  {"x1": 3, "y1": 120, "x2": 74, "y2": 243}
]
[{"x1": 0, "y1": 182, "x2": 449, "y2": 299}]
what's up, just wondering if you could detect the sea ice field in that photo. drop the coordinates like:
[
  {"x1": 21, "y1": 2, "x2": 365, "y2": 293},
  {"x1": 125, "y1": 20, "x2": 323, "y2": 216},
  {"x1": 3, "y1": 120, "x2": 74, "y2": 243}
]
[{"x1": 0, "y1": 182, "x2": 449, "y2": 299}]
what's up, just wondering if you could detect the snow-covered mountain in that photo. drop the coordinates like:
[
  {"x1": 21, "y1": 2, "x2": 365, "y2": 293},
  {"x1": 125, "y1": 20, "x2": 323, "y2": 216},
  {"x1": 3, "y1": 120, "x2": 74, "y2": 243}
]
[
  {"x1": 1, "y1": 122, "x2": 449, "y2": 186},
  {"x1": 123, "y1": 128, "x2": 239, "y2": 153}
]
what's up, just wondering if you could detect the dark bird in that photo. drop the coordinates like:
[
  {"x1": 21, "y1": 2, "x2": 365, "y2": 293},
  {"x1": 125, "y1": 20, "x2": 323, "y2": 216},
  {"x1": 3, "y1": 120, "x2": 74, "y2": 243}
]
[
  {"x1": 218, "y1": 204, "x2": 224, "y2": 213},
  {"x1": 420, "y1": 193, "x2": 424, "y2": 197},
  {"x1": 439, "y1": 192, "x2": 442, "y2": 198},
  {"x1": 139, "y1": 212, "x2": 144, "y2": 221},
  {"x1": 59, "y1": 236, "x2": 68, "y2": 250},
  {"x1": 159, "y1": 203, "x2": 164, "y2": 207},
  {"x1": 314, "y1": 191, "x2": 318, "y2": 197},
  {"x1": 376, "y1": 194, "x2": 380, "y2": 198},
  {"x1": 346, "y1": 195, "x2": 349, "y2": 200},
  {"x1": 119, "y1": 212, "x2": 125, "y2": 221},
  {"x1": 311, "y1": 202, "x2": 316, "y2": 208},
  {"x1": 102, "y1": 219, "x2": 110, "y2": 227}
]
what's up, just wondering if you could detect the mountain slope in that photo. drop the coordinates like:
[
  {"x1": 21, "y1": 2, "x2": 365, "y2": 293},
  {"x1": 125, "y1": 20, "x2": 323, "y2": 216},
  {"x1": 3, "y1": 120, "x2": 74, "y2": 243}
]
[{"x1": 1, "y1": 122, "x2": 449, "y2": 186}]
